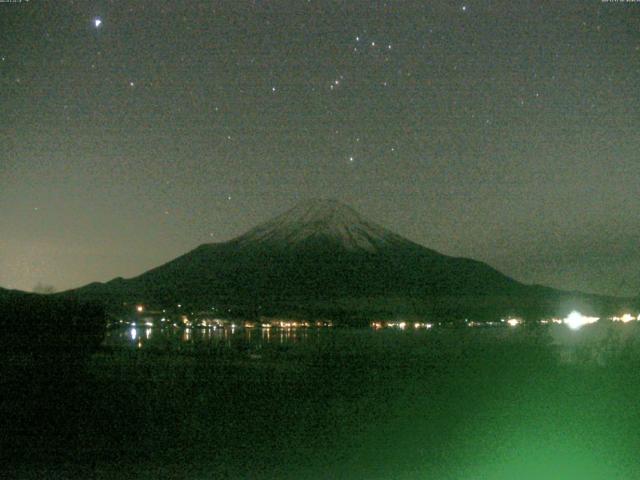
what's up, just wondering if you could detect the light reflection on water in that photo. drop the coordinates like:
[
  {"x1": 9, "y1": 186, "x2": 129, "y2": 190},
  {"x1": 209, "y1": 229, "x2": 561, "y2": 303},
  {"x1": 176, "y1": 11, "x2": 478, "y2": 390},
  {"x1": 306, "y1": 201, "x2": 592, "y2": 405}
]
[
  {"x1": 104, "y1": 325, "x2": 324, "y2": 350},
  {"x1": 103, "y1": 322, "x2": 640, "y2": 367}
]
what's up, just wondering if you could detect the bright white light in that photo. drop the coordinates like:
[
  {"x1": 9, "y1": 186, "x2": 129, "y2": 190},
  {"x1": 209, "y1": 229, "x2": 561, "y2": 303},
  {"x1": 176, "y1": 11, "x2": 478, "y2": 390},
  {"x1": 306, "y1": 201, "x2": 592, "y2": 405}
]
[
  {"x1": 564, "y1": 311, "x2": 599, "y2": 330},
  {"x1": 94, "y1": 18, "x2": 102, "y2": 28},
  {"x1": 506, "y1": 318, "x2": 520, "y2": 327},
  {"x1": 136, "y1": 305, "x2": 144, "y2": 313},
  {"x1": 129, "y1": 327, "x2": 137, "y2": 341},
  {"x1": 612, "y1": 313, "x2": 635, "y2": 323}
]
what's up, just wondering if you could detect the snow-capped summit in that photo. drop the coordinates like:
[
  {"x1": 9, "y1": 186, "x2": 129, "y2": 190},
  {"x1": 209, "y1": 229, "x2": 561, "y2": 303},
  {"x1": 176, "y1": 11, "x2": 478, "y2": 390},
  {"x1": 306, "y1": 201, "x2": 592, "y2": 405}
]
[{"x1": 233, "y1": 199, "x2": 406, "y2": 252}]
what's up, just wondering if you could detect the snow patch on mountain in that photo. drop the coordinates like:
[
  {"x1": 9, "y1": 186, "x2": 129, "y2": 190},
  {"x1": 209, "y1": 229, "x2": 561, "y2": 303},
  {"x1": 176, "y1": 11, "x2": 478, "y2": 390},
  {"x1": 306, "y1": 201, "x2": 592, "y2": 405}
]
[{"x1": 233, "y1": 199, "x2": 406, "y2": 252}]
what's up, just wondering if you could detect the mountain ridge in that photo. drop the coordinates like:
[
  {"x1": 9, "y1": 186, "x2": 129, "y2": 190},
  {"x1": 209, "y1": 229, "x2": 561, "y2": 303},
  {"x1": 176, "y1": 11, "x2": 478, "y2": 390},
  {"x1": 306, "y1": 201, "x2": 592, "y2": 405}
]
[{"x1": 68, "y1": 199, "x2": 637, "y2": 320}]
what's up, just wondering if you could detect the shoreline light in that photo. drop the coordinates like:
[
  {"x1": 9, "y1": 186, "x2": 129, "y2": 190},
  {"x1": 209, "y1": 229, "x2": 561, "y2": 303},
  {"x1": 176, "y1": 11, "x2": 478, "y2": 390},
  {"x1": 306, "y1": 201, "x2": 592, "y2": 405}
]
[
  {"x1": 611, "y1": 313, "x2": 636, "y2": 323},
  {"x1": 564, "y1": 311, "x2": 599, "y2": 330}
]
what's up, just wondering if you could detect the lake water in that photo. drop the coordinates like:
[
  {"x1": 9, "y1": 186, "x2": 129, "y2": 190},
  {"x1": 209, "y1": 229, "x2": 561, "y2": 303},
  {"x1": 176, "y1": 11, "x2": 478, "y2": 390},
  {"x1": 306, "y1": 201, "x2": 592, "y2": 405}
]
[
  {"x1": 8, "y1": 323, "x2": 640, "y2": 479},
  {"x1": 104, "y1": 323, "x2": 330, "y2": 351}
]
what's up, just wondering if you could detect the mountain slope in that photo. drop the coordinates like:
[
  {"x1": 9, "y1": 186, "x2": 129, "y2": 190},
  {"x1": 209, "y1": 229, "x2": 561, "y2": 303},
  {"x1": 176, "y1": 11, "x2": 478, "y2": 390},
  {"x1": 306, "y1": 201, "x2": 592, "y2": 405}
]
[{"x1": 70, "y1": 200, "x2": 635, "y2": 319}]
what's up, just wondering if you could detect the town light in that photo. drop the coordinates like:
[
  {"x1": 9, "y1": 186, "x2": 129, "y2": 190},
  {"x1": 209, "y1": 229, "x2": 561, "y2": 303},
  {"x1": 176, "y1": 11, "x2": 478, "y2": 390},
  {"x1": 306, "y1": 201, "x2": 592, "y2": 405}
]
[{"x1": 611, "y1": 313, "x2": 635, "y2": 323}]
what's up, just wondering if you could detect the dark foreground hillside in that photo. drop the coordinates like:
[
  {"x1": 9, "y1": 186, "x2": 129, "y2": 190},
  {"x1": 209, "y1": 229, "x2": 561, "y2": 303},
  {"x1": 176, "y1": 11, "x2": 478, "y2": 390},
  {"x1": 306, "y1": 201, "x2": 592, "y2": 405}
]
[{"x1": 0, "y1": 292, "x2": 105, "y2": 464}]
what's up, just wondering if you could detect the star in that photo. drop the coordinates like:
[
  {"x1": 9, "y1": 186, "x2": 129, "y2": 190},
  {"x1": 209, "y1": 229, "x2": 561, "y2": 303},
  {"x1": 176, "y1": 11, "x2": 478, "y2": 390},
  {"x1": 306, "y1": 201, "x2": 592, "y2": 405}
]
[
  {"x1": 94, "y1": 18, "x2": 102, "y2": 28},
  {"x1": 461, "y1": 5, "x2": 467, "y2": 12}
]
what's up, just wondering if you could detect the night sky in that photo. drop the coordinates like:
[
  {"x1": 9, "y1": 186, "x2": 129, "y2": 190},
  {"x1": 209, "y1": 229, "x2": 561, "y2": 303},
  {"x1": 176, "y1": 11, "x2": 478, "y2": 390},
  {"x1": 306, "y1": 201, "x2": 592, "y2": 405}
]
[{"x1": 1, "y1": 0, "x2": 639, "y2": 297}]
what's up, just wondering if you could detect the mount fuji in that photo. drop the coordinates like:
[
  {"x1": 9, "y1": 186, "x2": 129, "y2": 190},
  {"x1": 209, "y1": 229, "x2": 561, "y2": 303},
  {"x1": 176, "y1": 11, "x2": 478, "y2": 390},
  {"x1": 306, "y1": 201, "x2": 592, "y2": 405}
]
[{"x1": 71, "y1": 199, "x2": 633, "y2": 321}]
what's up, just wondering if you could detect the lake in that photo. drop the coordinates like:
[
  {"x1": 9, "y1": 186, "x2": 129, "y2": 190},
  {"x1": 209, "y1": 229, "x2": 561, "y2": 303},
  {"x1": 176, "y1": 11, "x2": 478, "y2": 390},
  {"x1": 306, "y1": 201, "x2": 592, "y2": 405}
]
[{"x1": 5, "y1": 322, "x2": 640, "y2": 479}]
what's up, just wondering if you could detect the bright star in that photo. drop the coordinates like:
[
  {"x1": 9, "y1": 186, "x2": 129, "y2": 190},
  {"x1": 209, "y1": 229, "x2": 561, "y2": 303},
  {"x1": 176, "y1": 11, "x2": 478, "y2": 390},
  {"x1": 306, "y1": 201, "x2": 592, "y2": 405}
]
[{"x1": 94, "y1": 18, "x2": 102, "y2": 28}]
